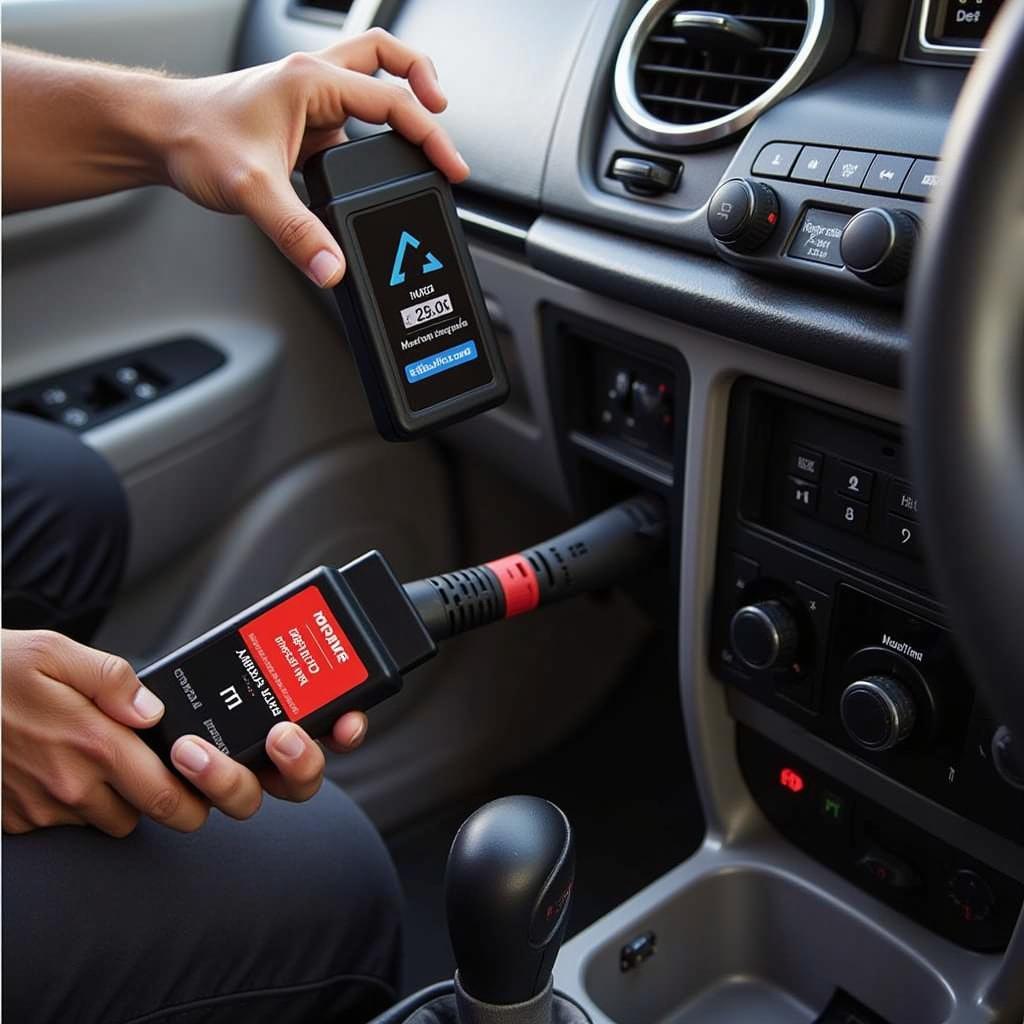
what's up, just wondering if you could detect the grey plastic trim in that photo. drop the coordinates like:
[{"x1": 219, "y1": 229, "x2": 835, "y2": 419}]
[
  {"x1": 456, "y1": 207, "x2": 530, "y2": 245},
  {"x1": 612, "y1": 0, "x2": 827, "y2": 148},
  {"x1": 554, "y1": 840, "x2": 995, "y2": 1024}
]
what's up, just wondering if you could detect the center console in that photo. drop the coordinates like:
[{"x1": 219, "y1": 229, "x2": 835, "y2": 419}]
[{"x1": 711, "y1": 379, "x2": 1024, "y2": 951}]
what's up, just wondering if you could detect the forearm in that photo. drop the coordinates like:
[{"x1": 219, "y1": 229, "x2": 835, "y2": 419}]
[{"x1": 1, "y1": 47, "x2": 176, "y2": 212}]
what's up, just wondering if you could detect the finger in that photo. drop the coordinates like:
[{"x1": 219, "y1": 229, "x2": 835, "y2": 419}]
[
  {"x1": 312, "y1": 67, "x2": 469, "y2": 183},
  {"x1": 240, "y1": 170, "x2": 346, "y2": 287},
  {"x1": 42, "y1": 634, "x2": 165, "y2": 730},
  {"x1": 323, "y1": 29, "x2": 447, "y2": 112},
  {"x1": 3, "y1": 798, "x2": 85, "y2": 833},
  {"x1": 322, "y1": 711, "x2": 368, "y2": 755},
  {"x1": 298, "y1": 126, "x2": 348, "y2": 167},
  {"x1": 264, "y1": 723, "x2": 325, "y2": 802},
  {"x1": 171, "y1": 736, "x2": 263, "y2": 820},
  {"x1": 102, "y1": 731, "x2": 211, "y2": 832},
  {"x1": 79, "y1": 784, "x2": 141, "y2": 839}
]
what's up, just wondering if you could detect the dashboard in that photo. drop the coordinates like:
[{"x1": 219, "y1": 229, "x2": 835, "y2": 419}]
[{"x1": 239, "y1": 0, "x2": 1023, "y2": 988}]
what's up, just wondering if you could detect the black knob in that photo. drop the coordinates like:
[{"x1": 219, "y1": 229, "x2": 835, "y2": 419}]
[
  {"x1": 707, "y1": 178, "x2": 779, "y2": 253},
  {"x1": 840, "y1": 675, "x2": 917, "y2": 751},
  {"x1": 729, "y1": 600, "x2": 799, "y2": 671},
  {"x1": 840, "y1": 208, "x2": 918, "y2": 285},
  {"x1": 991, "y1": 726, "x2": 1024, "y2": 791},
  {"x1": 446, "y1": 796, "x2": 575, "y2": 1005},
  {"x1": 946, "y1": 868, "x2": 995, "y2": 924}
]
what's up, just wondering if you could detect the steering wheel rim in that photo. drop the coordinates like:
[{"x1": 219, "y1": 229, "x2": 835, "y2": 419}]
[{"x1": 908, "y1": 0, "x2": 1024, "y2": 740}]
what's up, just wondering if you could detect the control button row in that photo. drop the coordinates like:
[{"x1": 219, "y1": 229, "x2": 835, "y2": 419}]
[
  {"x1": 753, "y1": 141, "x2": 940, "y2": 201},
  {"x1": 785, "y1": 444, "x2": 921, "y2": 558}
]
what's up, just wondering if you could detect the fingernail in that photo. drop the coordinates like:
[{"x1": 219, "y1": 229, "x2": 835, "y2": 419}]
[
  {"x1": 273, "y1": 725, "x2": 305, "y2": 760},
  {"x1": 132, "y1": 686, "x2": 164, "y2": 720},
  {"x1": 174, "y1": 738, "x2": 210, "y2": 773},
  {"x1": 346, "y1": 717, "x2": 367, "y2": 749},
  {"x1": 308, "y1": 249, "x2": 341, "y2": 287},
  {"x1": 456, "y1": 152, "x2": 470, "y2": 177}
]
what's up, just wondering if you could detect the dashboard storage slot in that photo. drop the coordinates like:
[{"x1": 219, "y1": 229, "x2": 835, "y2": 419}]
[
  {"x1": 544, "y1": 309, "x2": 687, "y2": 496},
  {"x1": 582, "y1": 861, "x2": 953, "y2": 1024}
]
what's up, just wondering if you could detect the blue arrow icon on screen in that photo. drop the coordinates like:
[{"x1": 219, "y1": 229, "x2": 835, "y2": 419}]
[{"x1": 389, "y1": 230, "x2": 444, "y2": 286}]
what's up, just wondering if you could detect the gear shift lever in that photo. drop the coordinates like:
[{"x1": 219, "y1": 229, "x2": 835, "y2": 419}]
[{"x1": 446, "y1": 796, "x2": 575, "y2": 1007}]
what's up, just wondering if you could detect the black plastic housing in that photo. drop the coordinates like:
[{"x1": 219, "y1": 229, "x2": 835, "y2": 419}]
[
  {"x1": 139, "y1": 552, "x2": 436, "y2": 769},
  {"x1": 305, "y1": 132, "x2": 508, "y2": 441}
]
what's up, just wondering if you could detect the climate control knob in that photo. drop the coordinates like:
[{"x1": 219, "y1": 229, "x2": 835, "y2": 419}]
[
  {"x1": 707, "y1": 178, "x2": 779, "y2": 253},
  {"x1": 840, "y1": 675, "x2": 917, "y2": 751},
  {"x1": 729, "y1": 600, "x2": 799, "y2": 672},
  {"x1": 839, "y1": 208, "x2": 918, "y2": 285}
]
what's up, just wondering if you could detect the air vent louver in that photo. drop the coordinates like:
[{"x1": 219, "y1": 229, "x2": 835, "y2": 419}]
[
  {"x1": 614, "y1": 0, "x2": 830, "y2": 149},
  {"x1": 290, "y1": 0, "x2": 354, "y2": 22}
]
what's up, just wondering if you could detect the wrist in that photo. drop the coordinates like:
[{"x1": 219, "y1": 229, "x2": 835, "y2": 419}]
[{"x1": 114, "y1": 70, "x2": 188, "y2": 188}]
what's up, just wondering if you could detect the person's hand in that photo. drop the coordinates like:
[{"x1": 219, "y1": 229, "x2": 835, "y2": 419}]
[
  {"x1": 2, "y1": 629, "x2": 368, "y2": 836},
  {"x1": 158, "y1": 29, "x2": 469, "y2": 288}
]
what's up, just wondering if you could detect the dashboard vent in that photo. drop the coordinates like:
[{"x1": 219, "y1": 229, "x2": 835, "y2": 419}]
[
  {"x1": 289, "y1": 0, "x2": 354, "y2": 22},
  {"x1": 614, "y1": 0, "x2": 831, "y2": 148}
]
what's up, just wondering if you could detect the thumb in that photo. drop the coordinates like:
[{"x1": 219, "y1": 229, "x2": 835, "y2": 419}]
[
  {"x1": 245, "y1": 172, "x2": 346, "y2": 288},
  {"x1": 47, "y1": 634, "x2": 165, "y2": 729}
]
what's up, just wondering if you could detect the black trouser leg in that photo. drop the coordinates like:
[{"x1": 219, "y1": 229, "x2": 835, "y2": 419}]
[
  {"x1": 2, "y1": 411, "x2": 130, "y2": 642},
  {"x1": 1, "y1": 782, "x2": 403, "y2": 1023}
]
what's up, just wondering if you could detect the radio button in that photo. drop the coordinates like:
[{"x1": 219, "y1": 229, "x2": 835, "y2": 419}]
[
  {"x1": 882, "y1": 513, "x2": 920, "y2": 557},
  {"x1": 787, "y1": 476, "x2": 819, "y2": 514},
  {"x1": 887, "y1": 479, "x2": 920, "y2": 519},
  {"x1": 837, "y1": 462, "x2": 874, "y2": 501},
  {"x1": 863, "y1": 154, "x2": 914, "y2": 195},
  {"x1": 826, "y1": 149, "x2": 874, "y2": 189},
  {"x1": 788, "y1": 444, "x2": 823, "y2": 481},
  {"x1": 790, "y1": 145, "x2": 839, "y2": 183},
  {"x1": 752, "y1": 142, "x2": 801, "y2": 179},
  {"x1": 901, "y1": 159, "x2": 941, "y2": 200},
  {"x1": 823, "y1": 493, "x2": 869, "y2": 534}
]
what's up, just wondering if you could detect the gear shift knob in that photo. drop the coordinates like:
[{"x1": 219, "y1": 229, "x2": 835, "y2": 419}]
[{"x1": 445, "y1": 796, "x2": 575, "y2": 1006}]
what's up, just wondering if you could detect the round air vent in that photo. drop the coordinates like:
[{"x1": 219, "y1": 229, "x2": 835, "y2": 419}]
[{"x1": 614, "y1": 0, "x2": 833, "y2": 149}]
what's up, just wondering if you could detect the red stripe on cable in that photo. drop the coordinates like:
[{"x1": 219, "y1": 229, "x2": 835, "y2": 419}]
[{"x1": 485, "y1": 555, "x2": 540, "y2": 618}]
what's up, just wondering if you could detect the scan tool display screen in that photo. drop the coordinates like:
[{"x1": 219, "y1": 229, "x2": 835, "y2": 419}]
[{"x1": 352, "y1": 191, "x2": 493, "y2": 412}]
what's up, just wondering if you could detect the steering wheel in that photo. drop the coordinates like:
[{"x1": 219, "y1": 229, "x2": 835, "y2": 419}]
[{"x1": 908, "y1": 0, "x2": 1024, "y2": 741}]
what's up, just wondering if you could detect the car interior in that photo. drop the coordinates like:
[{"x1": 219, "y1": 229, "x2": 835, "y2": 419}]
[{"x1": 3, "y1": 0, "x2": 1024, "y2": 1022}]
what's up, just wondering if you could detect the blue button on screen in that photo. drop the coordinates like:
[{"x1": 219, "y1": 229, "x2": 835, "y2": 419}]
[{"x1": 404, "y1": 341, "x2": 478, "y2": 384}]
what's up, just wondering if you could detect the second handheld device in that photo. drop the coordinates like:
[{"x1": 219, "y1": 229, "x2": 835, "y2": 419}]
[{"x1": 305, "y1": 132, "x2": 508, "y2": 441}]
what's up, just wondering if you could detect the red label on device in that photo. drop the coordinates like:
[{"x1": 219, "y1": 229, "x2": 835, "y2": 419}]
[{"x1": 238, "y1": 586, "x2": 369, "y2": 721}]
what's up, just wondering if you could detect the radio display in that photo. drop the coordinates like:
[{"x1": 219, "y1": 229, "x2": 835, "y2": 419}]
[{"x1": 926, "y1": 0, "x2": 1004, "y2": 48}]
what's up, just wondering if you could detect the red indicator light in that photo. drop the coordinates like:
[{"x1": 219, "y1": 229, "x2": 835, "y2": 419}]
[
  {"x1": 767, "y1": 211, "x2": 778, "y2": 225},
  {"x1": 779, "y1": 767, "x2": 805, "y2": 793}
]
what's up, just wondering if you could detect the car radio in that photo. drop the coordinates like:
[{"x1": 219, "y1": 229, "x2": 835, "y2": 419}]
[{"x1": 711, "y1": 378, "x2": 1024, "y2": 947}]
